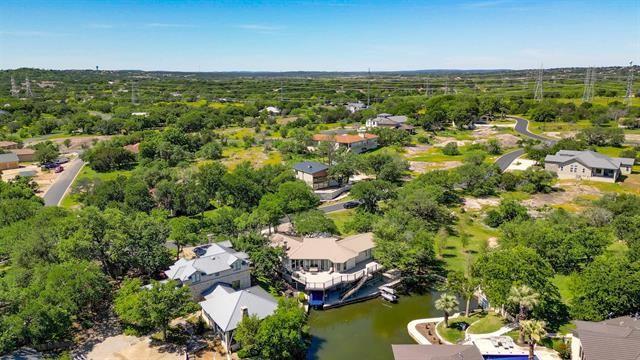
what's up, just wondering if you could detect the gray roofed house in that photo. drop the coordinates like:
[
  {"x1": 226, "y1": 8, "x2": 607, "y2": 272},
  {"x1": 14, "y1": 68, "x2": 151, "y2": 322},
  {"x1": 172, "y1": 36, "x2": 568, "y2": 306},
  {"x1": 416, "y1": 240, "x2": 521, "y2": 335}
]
[
  {"x1": 391, "y1": 344, "x2": 484, "y2": 360},
  {"x1": 164, "y1": 242, "x2": 251, "y2": 299},
  {"x1": 0, "y1": 152, "x2": 20, "y2": 170},
  {"x1": 294, "y1": 161, "x2": 330, "y2": 190},
  {"x1": 366, "y1": 113, "x2": 415, "y2": 132},
  {"x1": 572, "y1": 315, "x2": 640, "y2": 360},
  {"x1": 346, "y1": 101, "x2": 367, "y2": 113},
  {"x1": 199, "y1": 284, "x2": 278, "y2": 351},
  {"x1": 544, "y1": 150, "x2": 635, "y2": 183}
]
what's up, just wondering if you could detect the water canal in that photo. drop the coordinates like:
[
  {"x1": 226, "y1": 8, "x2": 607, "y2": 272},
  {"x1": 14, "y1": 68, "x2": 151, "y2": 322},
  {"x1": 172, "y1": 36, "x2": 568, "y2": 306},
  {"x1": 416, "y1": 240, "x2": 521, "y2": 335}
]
[{"x1": 307, "y1": 292, "x2": 442, "y2": 360}]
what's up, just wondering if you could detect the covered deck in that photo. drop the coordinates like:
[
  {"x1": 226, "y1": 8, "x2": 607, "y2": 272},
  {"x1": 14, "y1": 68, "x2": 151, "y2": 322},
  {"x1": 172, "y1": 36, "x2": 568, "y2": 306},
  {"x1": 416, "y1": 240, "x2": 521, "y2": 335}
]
[{"x1": 290, "y1": 260, "x2": 382, "y2": 290}]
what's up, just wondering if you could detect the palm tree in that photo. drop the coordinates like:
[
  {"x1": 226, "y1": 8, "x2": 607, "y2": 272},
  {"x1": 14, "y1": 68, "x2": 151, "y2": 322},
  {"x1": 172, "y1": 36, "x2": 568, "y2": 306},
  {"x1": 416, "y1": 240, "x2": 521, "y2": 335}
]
[
  {"x1": 435, "y1": 293, "x2": 459, "y2": 328},
  {"x1": 508, "y1": 285, "x2": 540, "y2": 344},
  {"x1": 521, "y1": 319, "x2": 547, "y2": 360}
]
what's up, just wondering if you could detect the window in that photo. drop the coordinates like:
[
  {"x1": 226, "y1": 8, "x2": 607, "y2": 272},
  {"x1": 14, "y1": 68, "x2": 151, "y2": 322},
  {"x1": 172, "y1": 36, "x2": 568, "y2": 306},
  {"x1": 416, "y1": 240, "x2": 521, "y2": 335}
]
[
  {"x1": 192, "y1": 273, "x2": 202, "y2": 283},
  {"x1": 232, "y1": 280, "x2": 240, "y2": 290}
]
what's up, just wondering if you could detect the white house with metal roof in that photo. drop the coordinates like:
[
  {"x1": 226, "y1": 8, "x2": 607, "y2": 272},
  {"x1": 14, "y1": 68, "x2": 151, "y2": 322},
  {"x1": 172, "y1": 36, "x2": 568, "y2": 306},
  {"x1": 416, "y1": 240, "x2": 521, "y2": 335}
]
[
  {"x1": 199, "y1": 284, "x2": 278, "y2": 351},
  {"x1": 165, "y1": 242, "x2": 251, "y2": 299},
  {"x1": 365, "y1": 113, "x2": 414, "y2": 132},
  {"x1": 544, "y1": 150, "x2": 634, "y2": 183}
]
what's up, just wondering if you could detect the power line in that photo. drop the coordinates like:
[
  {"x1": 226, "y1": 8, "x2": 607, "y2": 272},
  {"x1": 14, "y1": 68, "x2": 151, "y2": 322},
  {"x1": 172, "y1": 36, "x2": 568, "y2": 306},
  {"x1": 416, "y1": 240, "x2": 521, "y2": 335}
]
[{"x1": 582, "y1": 67, "x2": 595, "y2": 102}]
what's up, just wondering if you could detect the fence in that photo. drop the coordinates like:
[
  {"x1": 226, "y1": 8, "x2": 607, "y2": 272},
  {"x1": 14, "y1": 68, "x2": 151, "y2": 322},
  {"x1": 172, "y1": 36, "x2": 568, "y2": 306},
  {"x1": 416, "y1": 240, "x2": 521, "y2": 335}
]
[{"x1": 293, "y1": 263, "x2": 383, "y2": 290}]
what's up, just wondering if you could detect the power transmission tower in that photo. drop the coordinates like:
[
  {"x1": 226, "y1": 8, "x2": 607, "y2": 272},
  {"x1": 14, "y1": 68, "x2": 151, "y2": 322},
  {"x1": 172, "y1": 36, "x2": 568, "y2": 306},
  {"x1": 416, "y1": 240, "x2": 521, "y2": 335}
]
[
  {"x1": 583, "y1": 67, "x2": 593, "y2": 102},
  {"x1": 10, "y1": 76, "x2": 19, "y2": 97},
  {"x1": 131, "y1": 82, "x2": 137, "y2": 105},
  {"x1": 24, "y1": 77, "x2": 33, "y2": 97},
  {"x1": 534, "y1": 65, "x2": 543, "y2": 102},
  {"x1": 589, "y1": 67, "x2": 596, "y2": 102},
  {"x1": 444, "y1": 77, "x2": 450, "y2": 95},
  {"x1": 625, "y1": 61, "x2": 634, "y2": 107},
  {"x1": 425, "y1": 78, "x2": 430, "y2": 97},
  {"x1": 279, "y1": 79, "x2": 284, "y2": 102},
  {"x1": 366, "y1": 68, "x2": 371, "y2": 107}
]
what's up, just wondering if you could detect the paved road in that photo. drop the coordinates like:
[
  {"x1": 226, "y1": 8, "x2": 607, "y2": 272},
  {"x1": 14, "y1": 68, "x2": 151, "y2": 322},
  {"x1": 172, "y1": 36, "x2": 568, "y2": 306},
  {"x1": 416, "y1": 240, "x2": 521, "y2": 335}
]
[
  {"x1": 318, "y1": 201, "x2": 351, "y2": 213},
  {"x1": 494, "y1": 117, "x2": 556, "y2": 171},
  {"x1": 43, "y1": 158, "x2": 85, "y2": 206}
]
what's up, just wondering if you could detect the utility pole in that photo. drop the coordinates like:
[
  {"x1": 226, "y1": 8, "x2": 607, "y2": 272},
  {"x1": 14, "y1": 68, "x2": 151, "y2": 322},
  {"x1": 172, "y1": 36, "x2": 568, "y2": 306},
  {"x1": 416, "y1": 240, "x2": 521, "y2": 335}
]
[
  {"x1": 425, "y1": 78, "x2": 430, "y2": 97},
  {"x1": 367, "y1": 68, "x2": 371, "y2": 107},
  {"x1": 625, "y1": 61, "x2": 634, "y2": 107},
  {"x1": 444, "y1": 77, "x2": 450, "y2": 95},
  {"x1": 10, "y1": 76, "x2": 19, "y2": 97},
  {"x1": 589, "y1": 67, "x2": 596, "y2": 102},
  {"x1": 534, "y1": 65, "x2": 543, "y2": 102},
  {"x1": 24, "y1": 77, "x2": 33, "y2": 97}
]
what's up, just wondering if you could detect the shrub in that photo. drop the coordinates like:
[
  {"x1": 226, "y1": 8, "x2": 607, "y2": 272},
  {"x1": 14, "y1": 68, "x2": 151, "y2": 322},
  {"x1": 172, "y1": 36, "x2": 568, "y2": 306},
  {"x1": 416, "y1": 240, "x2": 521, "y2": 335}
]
[{"x1": 442, "y1": 142, "x2": 460, "y2": 156}]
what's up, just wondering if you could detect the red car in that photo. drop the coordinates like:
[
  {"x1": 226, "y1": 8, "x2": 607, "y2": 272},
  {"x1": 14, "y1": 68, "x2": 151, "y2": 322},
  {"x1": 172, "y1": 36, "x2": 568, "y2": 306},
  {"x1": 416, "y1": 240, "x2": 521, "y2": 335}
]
[{"x1": 54, "y1": 166, "x2": 64, "y2": 173}]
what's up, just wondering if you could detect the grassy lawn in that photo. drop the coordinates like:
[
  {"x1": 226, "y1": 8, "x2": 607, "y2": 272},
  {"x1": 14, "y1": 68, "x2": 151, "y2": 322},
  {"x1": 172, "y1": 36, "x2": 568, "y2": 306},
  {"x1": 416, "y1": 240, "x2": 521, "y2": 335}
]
[
  {"x1": 75, "y1": 166, "x2": 134, "y2": 182},
  {"x1": 221, "y1": 146, "x2": 282, "y2": 169},
  {"x1": 499, "y1": 191, "x2": 532, "y2": 201},
  {"x1": 441, "y1": 211, "x2": 499, "y2": 273},
  {"x1": 326, "y1": 209, "x2": 356, "y2": 235},
  {"x1": 436, "y1": 314, "x2": 481, "y2": 344},
  {"x1": 552, "y1": 274, "x2": 576, "y2": 304},
  {"x1": 467, "y1": 312, "x2": 507, "y2": 334},
  {"x1": 527, "y1": 119, "x2": 593, "y2": 134}
]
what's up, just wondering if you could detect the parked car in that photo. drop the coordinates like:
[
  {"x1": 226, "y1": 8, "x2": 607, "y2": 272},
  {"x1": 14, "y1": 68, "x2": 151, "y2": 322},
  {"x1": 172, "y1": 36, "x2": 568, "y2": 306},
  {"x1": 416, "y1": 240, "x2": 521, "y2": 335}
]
[
  {"x1": 55, "y1": 157, "x2": 69, "y2": 165},
  {"x1": 54, "y1": 166, "x2": 64, "y2": 173},
  {"x1": 41, "y1": 162, "x2": 58, "y2": 170},
  {"x1": 343, "y1": 200, "x2": 361, "y2": 209}
]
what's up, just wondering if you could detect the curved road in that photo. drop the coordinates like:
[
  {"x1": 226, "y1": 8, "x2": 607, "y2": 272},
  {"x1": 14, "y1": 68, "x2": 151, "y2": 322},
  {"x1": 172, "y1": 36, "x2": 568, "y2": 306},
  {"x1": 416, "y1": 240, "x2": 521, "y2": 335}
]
[
  {"x1": 494, "y1": 116, "x2": 556, "y2": 171},
  {"x1": 43, "y1": 158, "x2": 85, "y2": 206}
]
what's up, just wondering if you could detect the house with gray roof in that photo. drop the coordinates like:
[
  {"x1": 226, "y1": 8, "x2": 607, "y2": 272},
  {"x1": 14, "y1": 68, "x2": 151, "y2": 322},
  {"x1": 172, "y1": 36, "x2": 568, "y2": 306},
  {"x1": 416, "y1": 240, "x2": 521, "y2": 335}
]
[
  {"x1": 572, "y1": 315, "x2": 640, "y2": 360},
  {"x1": 391, "y1": 344, "x2": 484, "y2": 360},
  {"x1": 165, "y1": 242, "x2": 251, "y2": 299},
  {"x1": 544, "y1": 150, "x2": 635, "y2": 183},
  {"x1": 0, "y1": 152, "x2": 20, "y2": 171},
  {"x1": 345, "y1": 101, "x2": 367, "y2": 113},
  {"x1": 294, "y1": 161, "x2": 330, "y2": 190},
  {"x1": 199, "y1": 284, "x2": 278, "y2": 351},
  {"x1": 366, "y1": 113, "x2": 415, "y2": 132}
]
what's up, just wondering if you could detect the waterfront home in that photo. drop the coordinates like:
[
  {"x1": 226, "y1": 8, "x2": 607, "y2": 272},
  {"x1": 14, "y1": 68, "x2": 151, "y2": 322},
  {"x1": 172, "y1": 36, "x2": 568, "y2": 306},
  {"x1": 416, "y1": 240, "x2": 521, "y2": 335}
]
[
  {"x1": 294, "y1": 161, "x2": 330, "y2": 190},
  {"x1": 271, "y1": 232, "x2": 382, "y2": 306},
  {"x1": 199, "y1": 284, "x2": 278, "y2": 351},
  {"x1": 312, "y1": 129, "x2": 379, "y2": 154},
  {"x1": 392, "y1": 344, "x2": 483, "y2": 360},
  {"x1": 544, "y1": 150, "x2": 634, "y2": 182},
  {"x1": 365, "y1": 113, "x2": 415, "y2": 133},
  {"x1": 571, "y1": 315, "x2": 640, "y2": 360},
  {"x1": 164, "y1": 241, "x2": 251, "y2": 299}
]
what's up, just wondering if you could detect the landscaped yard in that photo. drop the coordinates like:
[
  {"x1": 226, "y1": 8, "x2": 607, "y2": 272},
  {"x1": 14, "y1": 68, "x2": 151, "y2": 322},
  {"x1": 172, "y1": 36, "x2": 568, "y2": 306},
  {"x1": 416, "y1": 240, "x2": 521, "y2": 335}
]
[
  {"x1": 441, "y1": 211, "x2": 499, "y2": 273},
  {"x1": 467, "y1": 312, "x2": 507, "y2": 334},
  {"x1": 436, "y1": 311, "x2": 505, "y2": 343}
]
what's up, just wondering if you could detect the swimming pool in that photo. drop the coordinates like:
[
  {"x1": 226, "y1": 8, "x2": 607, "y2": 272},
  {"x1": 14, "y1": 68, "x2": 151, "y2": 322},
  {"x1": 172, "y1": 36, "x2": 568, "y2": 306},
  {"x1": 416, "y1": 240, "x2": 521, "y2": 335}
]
[{"x1": 483, "y1": 355, "x2": 535, "y2": 360}]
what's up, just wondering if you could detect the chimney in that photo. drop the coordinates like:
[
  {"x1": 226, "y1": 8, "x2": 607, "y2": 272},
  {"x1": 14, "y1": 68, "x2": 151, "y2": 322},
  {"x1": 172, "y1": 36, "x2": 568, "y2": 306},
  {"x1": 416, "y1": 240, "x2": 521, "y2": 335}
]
[
  {"x1": 283, "y1": 240, "x2": 289, "y2": 250},
  {"x1": 241, "y1": 306, "x2": 248, "y2": 318}
]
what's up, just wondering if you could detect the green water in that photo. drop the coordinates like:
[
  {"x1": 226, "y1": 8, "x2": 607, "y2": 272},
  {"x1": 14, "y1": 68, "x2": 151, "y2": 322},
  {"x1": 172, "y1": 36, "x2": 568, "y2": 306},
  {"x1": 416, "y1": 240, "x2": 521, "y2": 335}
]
[{"x1": 307, "y1": 293, "x2": 441, "y2": 360}]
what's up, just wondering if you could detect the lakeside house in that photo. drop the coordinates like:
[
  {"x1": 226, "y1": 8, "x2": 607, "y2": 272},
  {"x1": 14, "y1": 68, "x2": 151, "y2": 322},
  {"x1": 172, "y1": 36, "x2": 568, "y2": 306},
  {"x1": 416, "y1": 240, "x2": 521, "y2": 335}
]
[
  {"x1": 0, "y1": 152, "x2": 20, "y2": 171},
  {"x1": 164, "y1": 241, "x2": 251, "y2": 299},
  {"x1": 392, "y1": 344, "x2": 484, "y2": 360},
  {"x1": 312, "y1": 129, "x2": 379, "y2": 154},
  {"x1": 365, "y1": 113, "x2": 415, "y2": 133},
  {"x1": 294, "y1": 161, "x2": 330, "y2": 190},
  {"x1": 345, "y1": 101, "x2": 367, "y2": 113},
  {"x1": 271, "y1": 232, "x2": 382, "y2": 307},
  {"x1": 199, "y1": 284, "x2": 278, "y2": 352},
  {"x1": 544, "y1": 150, "x2": 634, "y2": 183},
  {"x1": 571, "y1": 315, "x2": 640, "y2": 360}
]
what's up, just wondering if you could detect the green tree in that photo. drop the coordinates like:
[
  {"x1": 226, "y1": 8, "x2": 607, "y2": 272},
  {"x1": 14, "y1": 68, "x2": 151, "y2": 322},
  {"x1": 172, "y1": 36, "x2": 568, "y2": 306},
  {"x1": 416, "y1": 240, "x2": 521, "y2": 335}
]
[
  {"x1": 447, "y1": 271, "x2": 477, "y2": 317},
  {"x1": 521, "y1": 320, "x2": 547, "y2": 360},
  {"x1": 235, "y1": 314, "x2": 261, "y2": 358},
  {"x1": 442, "y1": 142, "x2": 460, "y2": 156},
  {"x1": 508, "y1": 285, "x2": 540, "y2": 344},
  {"x1": 350, "y1": 179, "x2": 396, "y2": 213},
  {"x1": 435, "y1": 293, "x2": 459, "y2": 328},
  {"x1": 114, "y1": 279, "x2": 197, "y2": 340},
  {"x1": 33, "y1": 140, "x2": 59, "y2": 164},
  {"x1": 292, "y1": 210, "x2": 337, "y2": 235},
  {"x1": 571, "y1": 255, "x2": 640, "y2": 321},
  {"x1": 253, "y1": 298, "x2": 308, "y2": 360}
]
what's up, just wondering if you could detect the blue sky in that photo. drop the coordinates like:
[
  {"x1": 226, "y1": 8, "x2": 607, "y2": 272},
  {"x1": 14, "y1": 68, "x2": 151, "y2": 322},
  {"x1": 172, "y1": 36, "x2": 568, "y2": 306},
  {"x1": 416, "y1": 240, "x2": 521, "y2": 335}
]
[{"x1": 0, "y1": 0, "x2": 638, "y2": 71}]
